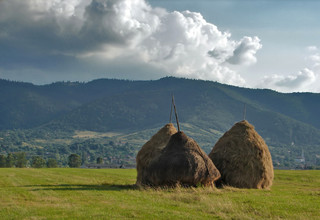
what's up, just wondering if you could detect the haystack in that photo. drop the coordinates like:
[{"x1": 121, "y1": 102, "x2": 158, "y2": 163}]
[
  {"x1": 136, "y1": 123, "x2": 177, "y2": 186},
  {"x1": 146, "y1": 131, "x2": 221, "y2": 187},
  {"x1": 209, "y1": 120, "x2": 274, "y2": 189}
]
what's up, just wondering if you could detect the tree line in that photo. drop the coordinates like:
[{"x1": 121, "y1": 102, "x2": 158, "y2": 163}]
[{"x1": 0, "y1": 153, "x2": 82, "y2": 168}]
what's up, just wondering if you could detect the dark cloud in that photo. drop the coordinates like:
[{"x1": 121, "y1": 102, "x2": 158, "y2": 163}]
[{"x1": 0, "y1": 0, "x2": 262, "y2": 85}]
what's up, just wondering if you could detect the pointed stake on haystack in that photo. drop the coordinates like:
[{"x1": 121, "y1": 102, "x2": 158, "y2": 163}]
[
  {"x1": 243, "y1": 103, "x2": 247, "y2": 121},
  {"x1": 172, "y1": 95, "x2": 180, "y2": 132}
]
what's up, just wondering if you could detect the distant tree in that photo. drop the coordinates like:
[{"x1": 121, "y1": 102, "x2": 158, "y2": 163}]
[
  {"x1": 31, "y1": 156, "x2": 46, "y2": 168},
  {"x1": 15, "y1": 152, "x2": 27, "y2": 168},
  {"x1": 47, "y1": 158, "x2": 58, "y2": 168},
  {"x1": 6, "y1": 153, "x2": 15, "y2": 167},
  {"x1": 0, "y1": 154, "x2": 6, "y2": 167},
  {"x1": 96, "y1": 157, "x2": 103, "y2": 164},
  {"x1": 68, "y1": 154, "x2": 81, "y2": 168}
]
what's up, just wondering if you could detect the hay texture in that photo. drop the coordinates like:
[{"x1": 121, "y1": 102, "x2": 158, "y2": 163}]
[
  {"x1": 136, "y1": 123, "x2": 177, "y2": 186},
  {"x1": 209, "y1": 120, "x2": 274, "y2": 189},
  {"x1": 146, "y1": 131, "x2": 221, "y2": 187}
]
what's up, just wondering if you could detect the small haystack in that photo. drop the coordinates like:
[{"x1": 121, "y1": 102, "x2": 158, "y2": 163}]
[
  {"x1": 146, "y1": 131, "x2": 221, "y2": 187},
  {"x1": 209, "y1": 120, "x2": 274, "y2": 189},
  {"x1": 136, "y1": 123, "x2": 177, "y2": 186}
]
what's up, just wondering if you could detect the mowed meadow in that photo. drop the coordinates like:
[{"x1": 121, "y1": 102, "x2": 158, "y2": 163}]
[{"x1": 0, "y1": 169, "x2": 319, "y2": 219}]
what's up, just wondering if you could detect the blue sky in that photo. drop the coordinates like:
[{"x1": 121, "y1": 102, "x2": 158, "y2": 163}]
[{"x1": 0, "y1": 0, "x2": 319, "y2": 92}]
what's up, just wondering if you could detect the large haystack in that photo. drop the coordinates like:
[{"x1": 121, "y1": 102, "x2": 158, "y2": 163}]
[
  {"x1": 146, "y1": 131, "x2": 221, "y2": 187},
  {"x1": 209, "y1": 120, "x2": 274, "y2": 189},
  {"x1": 136, "y1": 123, "x2": 177, "y2": 186}
]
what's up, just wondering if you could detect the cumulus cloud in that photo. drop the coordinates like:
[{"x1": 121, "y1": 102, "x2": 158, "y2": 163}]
[
  {"x1": 308, "y1": 54, "x2": 320, "y2": 70},
  {"x1": 309, "y1": 54, "x2": 320, "y2": 68},
  {"x1": 307, "y1": 46, "x2": 318, "y2": 52},
  {"x1": 260, "y1": 68, "x2": 316, "y2": 90},
  {"x1": 0, "y1": 0, "x2": 262, "y2": 85},
  {"x1": 258, "y1": 46, "x2": 320, "y2": 92},
  {"x1": 226, "y1": 36, "x2": 262, "y2": 65}
]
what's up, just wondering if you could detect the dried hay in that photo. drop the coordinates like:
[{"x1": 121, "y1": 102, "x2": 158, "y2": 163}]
[
  {"x1": 146, "y1": 131, "x2": 221, "y2": 187},
  {"x1": 209, "y1": 120, "x2": 274, "y2": 189},
  {"x1": 136, "y1": 123, "x2": 177, "y2": 186}
]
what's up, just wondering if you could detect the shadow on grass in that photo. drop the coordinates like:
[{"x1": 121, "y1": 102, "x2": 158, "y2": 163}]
[{"x1": 23, "y1": 183, "x2": 137, "y2": 191}]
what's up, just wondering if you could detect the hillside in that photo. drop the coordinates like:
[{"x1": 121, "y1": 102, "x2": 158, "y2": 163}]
[
  {"x1": 1, "y1": 77, "x2": 320, "y2": 168},
  {"x1": 43, "y1": 77, "x2": 320, "y2": 146},
  {"x1": 0, "y1": 79, "x2": 144, "y2": 129}
]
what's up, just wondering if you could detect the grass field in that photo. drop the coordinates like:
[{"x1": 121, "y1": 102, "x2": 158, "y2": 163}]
[{"x1": 0, "y1": 169, "x2": 319, "y2": 219}]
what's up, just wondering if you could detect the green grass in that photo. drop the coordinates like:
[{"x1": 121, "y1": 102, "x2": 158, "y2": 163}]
[{"x1": 0, "y1": 169, "x2": 319, "y2": 219}]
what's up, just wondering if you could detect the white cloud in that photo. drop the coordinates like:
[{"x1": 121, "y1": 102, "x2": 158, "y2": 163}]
[
  {"x1": 256, "y1": 45, "x2": 320, "y2": 92},
  {"x1": 306, "y1": 47, "x2": 320, "y2": 68},
  {"x1": 259, "y1": 68, "x2": 317, "y2": 92},
  {"x1": 307, "y1": 46, "x2": 318, "y2": 52},
  {"x1": 226, "y1": 36, "x2": 262, "y2": 65},
  {"x1": 0, "y1": 0, "x2": 262, "y2": 86},
  {"x1": 309, "y1": 54, "x2": 320, "y2": 67},
  {"x1": 275, "y1": 68, "x2": 316, "y2": 87}
]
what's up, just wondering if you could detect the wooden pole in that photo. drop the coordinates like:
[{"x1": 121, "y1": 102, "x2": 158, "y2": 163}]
[
  {"x1": 169, "y1": 94, "x2": 173, "y2": 123},
  {"x1": 172, "y1": 95, "x2": 180, "y2": 132},
  {"x1": 243, "y1": 103, "x2": 247, "y2": 121}
]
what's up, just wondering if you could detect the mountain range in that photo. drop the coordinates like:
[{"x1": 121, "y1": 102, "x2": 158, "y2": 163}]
[{"x1": 1, "y1": 77, "x2": 320, "y2": 167}]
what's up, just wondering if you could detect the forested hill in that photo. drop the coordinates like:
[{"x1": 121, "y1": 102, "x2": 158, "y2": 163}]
[
  {"x1": 0, "y1": 78, "x2": 144, "y2": 129},
  {"x1": 1, "y1": 77, "x2": 320, "y2": 148}
]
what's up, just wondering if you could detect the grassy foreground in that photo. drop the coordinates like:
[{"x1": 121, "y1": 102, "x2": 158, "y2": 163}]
[{"x1": 0, "y1": 169, "x2": 319, "y2": 219}]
